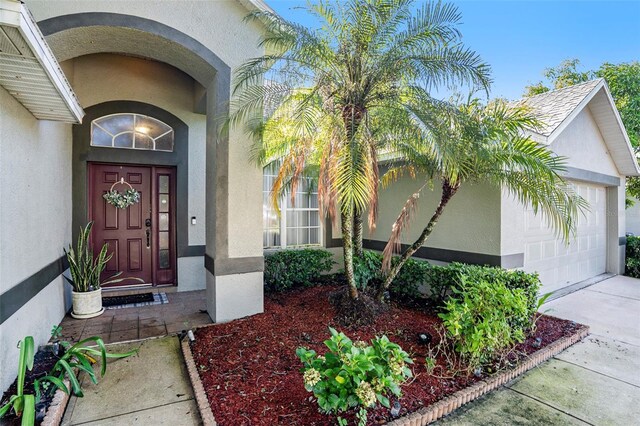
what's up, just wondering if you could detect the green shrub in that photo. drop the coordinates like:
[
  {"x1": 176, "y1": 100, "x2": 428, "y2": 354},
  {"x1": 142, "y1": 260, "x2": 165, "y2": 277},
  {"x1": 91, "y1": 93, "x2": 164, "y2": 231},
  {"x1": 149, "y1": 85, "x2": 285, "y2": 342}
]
[
  {"x1": 352, "y1": 251, "x2": 541, "y2": 320},
  {"x1": 353, "y1": 250, "x2": 425, "y2": 299},
  {"x1": 297, "y1": 328, "x2": 413, "y2": 426},
  {"x1": 625, "y1": 236, "x2": 640, "y2": 278},
  {"x1": 438, "y1": 276, "x2": 530, "y2": 369},
  {"x1": 264, "y1": 249, "x2": 335, "y2": 292},
  {"x1": 353, "y1": 250, "x2": 383, "y2": 289},
  {"x1": 439, "y1": 263, "x2": 541, "y2": 329}
]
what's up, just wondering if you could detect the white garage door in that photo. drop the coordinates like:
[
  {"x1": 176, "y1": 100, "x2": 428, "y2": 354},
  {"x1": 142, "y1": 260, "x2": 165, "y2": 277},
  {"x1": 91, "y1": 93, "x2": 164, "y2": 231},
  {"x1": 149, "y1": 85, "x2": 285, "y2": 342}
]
[{"x1": 523, "y1": 182, "x2": 607, "y2": 294}]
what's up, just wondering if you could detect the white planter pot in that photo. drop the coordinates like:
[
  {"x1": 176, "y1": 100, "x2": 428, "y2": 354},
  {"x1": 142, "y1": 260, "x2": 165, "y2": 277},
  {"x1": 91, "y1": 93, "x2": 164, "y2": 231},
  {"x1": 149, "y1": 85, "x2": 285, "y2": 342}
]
[{"x1": 71, "y1": 288, "x2": 104, "y2": 319}]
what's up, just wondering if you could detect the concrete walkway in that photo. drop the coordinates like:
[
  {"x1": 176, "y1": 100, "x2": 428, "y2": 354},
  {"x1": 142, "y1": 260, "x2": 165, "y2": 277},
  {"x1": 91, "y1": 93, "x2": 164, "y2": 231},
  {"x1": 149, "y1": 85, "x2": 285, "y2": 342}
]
[
  {"x1": 436, "y1": 275, "x2": 640, "y2": 425},
  {"x1": 62, "y1": 337, "x2": 201, "y2": 425}
]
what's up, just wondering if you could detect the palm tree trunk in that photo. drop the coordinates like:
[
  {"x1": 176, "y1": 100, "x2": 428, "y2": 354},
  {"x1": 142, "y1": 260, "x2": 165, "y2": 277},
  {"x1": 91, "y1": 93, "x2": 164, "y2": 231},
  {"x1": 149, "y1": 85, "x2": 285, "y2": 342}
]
[
  {"x1": 353, "y1": 209, "x2": 364, "y2": 257},
  {"x1": 378, "y1": 179, "x2": 460, "y2": 302},
  {"x1": 342, "y1": 209, "x2": 359, "y2": 299}
]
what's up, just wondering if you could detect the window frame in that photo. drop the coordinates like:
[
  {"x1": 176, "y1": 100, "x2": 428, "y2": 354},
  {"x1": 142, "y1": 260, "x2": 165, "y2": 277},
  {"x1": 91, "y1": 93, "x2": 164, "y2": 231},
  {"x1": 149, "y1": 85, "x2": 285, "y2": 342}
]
[
  {"x1": 263, "y1": 169, "x2": 323, "y2": 250},
  {"x1": 90, "y1": 113, "x2": 175, "y2": 152}
]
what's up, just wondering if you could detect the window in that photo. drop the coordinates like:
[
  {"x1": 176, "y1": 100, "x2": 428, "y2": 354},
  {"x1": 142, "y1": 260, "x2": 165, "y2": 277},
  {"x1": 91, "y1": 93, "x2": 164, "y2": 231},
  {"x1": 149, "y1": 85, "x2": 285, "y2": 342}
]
[
  {"x1": 91, "y1": 113, "x2": 174, "y2": 152},
  {"x1": 263, "y1": 166, "x2": 321, "y2": 248}
]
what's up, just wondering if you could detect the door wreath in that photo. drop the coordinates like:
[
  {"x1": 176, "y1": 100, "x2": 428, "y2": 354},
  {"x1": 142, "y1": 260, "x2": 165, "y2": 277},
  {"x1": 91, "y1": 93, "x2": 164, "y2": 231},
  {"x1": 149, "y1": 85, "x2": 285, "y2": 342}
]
[{"x1": 103, "y1": 178, "x2": 141, "y2": 209}]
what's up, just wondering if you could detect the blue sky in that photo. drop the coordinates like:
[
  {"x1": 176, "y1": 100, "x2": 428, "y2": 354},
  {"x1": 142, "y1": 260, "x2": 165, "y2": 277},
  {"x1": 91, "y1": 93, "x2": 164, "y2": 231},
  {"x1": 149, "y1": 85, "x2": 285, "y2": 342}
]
[{"x1": 266, "y1": 0, "x2": 640, "y2": 100}]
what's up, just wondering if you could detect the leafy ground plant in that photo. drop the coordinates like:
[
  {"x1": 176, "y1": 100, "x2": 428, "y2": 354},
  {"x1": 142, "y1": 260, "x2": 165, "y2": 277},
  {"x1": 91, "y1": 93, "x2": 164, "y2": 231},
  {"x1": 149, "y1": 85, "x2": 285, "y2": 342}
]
[
  {"x1": 0, "y1": 336, "x2": 35, "y2": 425},
  {"x1": 438, "y1": 276, "x2": 530, "y2": 370},
  {"x1": 297, "y1": 328, "x2": 413, "y2": 425},
  {"x1": 40, "y1": 336, "x2": 138, "y2": 398}
]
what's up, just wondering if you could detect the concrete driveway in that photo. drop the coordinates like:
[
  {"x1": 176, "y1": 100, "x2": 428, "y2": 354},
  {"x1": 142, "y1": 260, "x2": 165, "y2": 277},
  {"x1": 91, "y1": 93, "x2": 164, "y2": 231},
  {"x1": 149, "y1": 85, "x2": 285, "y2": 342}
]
[{"x1": 436, "y1": 275, "x2": 640, "y2": 425}]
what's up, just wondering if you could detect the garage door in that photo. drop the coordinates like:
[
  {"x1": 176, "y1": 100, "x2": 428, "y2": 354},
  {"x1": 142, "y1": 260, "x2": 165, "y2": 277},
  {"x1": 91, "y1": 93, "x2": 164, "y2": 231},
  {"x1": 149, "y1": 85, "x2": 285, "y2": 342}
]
[{"x1": 523, "y1": 182, "x2": 607, "y2": 294}]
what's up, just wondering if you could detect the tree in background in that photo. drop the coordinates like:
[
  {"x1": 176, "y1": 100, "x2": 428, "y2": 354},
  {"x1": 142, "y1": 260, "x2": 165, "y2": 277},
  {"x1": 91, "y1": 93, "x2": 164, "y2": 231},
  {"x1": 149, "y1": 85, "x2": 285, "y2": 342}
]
[
  {"x1": 229, "y1": 0, "x2": 490, "y2": 304},
  {"x1": 523, "y1": 59, "x2": 640, "y2": 203}
]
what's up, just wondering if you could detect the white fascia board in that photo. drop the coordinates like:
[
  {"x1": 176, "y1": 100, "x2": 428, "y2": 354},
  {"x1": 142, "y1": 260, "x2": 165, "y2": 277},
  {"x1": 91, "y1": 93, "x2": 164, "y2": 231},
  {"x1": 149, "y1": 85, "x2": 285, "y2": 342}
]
[{"x1": 0, "y1": 0, "x2": 84, "y2": 123}]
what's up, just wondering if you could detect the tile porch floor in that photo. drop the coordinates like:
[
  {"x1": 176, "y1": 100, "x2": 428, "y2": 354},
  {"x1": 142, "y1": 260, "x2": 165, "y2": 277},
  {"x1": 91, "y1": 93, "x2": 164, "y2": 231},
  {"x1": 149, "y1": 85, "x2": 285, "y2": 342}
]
[{"x1": 55, "y1": 290, "x2": 212, "y2": 344}]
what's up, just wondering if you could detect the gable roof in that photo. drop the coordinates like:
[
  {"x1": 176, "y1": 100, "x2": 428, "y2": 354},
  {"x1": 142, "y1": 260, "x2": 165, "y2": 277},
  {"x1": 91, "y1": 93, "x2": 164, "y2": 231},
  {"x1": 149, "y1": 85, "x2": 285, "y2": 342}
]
[{"x1": 515, "y1": 79, "x2": 640, "y2": 176}]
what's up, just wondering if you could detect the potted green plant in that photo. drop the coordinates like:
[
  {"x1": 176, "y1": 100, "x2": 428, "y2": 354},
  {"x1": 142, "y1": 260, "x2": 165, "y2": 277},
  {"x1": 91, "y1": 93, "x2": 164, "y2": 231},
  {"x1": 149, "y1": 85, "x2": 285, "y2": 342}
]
[{"x1": 64, "y1": 222, "x2": 137, "y2": 319}]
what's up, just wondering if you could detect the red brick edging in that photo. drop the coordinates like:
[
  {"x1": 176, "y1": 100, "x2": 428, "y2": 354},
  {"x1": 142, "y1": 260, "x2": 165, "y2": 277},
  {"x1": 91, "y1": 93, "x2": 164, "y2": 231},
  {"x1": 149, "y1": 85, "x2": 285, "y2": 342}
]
[
  {"x1": 40, "y1": 378, "x2": 71, "y2": 426},
  {"x1": 386, "y1": 325, "x2": 590, "y2": 425},
  {"x1": 181, "y1": 325, "x2": 589, "y2": 426},
  {"x1": 181, "y1": 338, "x2": 217, "y2": 426}
]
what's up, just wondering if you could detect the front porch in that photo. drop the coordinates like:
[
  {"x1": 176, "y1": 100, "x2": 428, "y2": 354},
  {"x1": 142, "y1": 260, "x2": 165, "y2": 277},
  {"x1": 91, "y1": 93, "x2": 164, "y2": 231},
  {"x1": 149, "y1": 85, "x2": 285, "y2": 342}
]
[{"x1": 54, "y1": 290, "x2": 211, "y2": 345}]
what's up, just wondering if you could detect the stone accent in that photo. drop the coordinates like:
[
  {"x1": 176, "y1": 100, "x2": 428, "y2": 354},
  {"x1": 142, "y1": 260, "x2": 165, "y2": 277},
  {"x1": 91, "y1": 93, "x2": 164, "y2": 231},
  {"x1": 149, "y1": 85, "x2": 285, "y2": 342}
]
[
  {"x1": 181, "y1": 338, "x2": 217, "y2": 426},
  {"x1": 40, "y1": 379, "x2": 71, "y2": 426},
  {"x1": 182, "y1": 324, "x2": 589, "y2": 426}
]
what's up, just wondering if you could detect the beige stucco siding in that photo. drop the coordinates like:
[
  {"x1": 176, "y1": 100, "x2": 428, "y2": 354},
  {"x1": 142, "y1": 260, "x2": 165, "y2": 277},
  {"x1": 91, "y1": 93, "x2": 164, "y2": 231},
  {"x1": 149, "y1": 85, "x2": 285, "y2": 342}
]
[
  {"x1": 26, "y1": 0, "x2": 263, "y2": 70},
  {"x1": 0, "y1": 86, "x2": 71, "y2": 390},
  {"x1": 63, "y1": 53, "x2": 207, "y2": 248},
  {"x1": 27, "y1": 0, "x2": 266, "y2": 261},
  {"x1": 367, "y1": 174, "x2": 501, "y2": 257}
]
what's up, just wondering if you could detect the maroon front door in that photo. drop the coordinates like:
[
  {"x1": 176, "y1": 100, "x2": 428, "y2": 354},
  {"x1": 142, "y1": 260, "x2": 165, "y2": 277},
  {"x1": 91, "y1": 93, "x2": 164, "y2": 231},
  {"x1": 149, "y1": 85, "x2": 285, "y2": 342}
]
[{"x1": 88, "y1": 163, "x2": 176, "y2": 287}]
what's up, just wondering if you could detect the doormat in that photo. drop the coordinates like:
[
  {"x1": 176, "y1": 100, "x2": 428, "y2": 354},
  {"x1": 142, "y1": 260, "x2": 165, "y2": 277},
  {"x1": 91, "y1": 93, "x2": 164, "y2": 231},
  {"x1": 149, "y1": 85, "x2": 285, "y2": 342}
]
[{"x1": 103, "y1": 292, "x2": 169, "y2": 309}]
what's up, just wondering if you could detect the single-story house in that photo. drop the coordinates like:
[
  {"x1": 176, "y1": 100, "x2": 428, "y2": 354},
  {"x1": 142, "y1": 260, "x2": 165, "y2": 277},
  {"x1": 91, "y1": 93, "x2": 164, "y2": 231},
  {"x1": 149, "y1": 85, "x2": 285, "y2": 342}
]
[
  {"x1": 0, "y1": 0, "x2": 271, "y2": 390},
  {"x1": 1, "y1": 0, "x2": 638, "y2": 394},
  {"x1": 341, "y1": 79, "x2": 638, "y2": 295}
]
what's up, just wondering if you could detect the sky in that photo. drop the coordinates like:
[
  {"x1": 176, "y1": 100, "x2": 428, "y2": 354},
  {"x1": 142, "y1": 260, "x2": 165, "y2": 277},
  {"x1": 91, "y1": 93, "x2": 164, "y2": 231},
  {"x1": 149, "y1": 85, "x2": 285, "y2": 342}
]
[{"x1": 266, "y1": 0, "x2": 640, "y2": 100}]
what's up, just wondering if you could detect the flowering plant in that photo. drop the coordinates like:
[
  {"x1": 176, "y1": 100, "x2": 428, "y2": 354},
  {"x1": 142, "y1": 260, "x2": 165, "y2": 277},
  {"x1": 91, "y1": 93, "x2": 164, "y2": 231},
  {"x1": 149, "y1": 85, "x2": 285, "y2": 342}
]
[
  {"x1": 296, "y1": 328, "x2": 413, "y2": 426},
  {"x1": 103, "y1": 188, "x2": 140, "y2": 209}
]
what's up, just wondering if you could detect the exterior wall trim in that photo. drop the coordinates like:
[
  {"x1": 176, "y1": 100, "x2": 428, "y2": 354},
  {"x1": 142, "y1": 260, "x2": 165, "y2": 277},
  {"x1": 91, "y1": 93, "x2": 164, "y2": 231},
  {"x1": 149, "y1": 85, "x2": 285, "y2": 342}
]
[
  {"x1": 204, "y1": 254, "x2": 264, "y2": 276},
  {"x1": 0, "y1": 256, "x2": 67, "y2": 325},
  {"x1": 561, "y1": 166, "x2": 620, "y2": 187},
  {"x1": 38, "y1": 12, "x2": 230, "y2": 87},
  {"x1": 361, "y1": 239, "x2": 525, "y2": 268}
]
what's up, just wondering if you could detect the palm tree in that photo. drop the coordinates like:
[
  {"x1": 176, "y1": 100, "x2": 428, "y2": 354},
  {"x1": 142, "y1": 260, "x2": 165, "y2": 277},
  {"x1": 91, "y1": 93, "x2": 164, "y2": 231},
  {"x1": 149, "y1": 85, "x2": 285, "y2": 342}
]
[
  {"x1": 378, "y1": 95, "x2": 587, "y2": 300},
  {"x1": 230, "y1": 0, "x2": 491, "y2": 300}
]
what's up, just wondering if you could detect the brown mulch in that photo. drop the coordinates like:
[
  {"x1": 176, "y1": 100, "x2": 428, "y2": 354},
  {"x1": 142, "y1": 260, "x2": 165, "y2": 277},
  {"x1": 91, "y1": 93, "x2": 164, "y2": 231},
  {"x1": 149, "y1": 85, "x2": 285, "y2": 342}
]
[{"x1": 191, "y1": 285, "x2": 581, "y2": 426}]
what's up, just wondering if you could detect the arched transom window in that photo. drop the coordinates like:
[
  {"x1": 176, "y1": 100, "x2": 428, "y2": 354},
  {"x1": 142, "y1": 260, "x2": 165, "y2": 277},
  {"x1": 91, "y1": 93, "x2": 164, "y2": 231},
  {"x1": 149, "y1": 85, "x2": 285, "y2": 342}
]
[{"x1": 91, "y1": 113, "x2": 174, "y2": 152}]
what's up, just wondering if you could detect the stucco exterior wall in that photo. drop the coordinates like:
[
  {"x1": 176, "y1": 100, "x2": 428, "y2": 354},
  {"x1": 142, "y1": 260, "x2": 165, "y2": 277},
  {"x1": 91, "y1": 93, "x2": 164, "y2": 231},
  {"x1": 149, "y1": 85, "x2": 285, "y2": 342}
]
[
  {"x1": 0, "y1": 86, "x2": 71, "y2": 390},
  {"x1": 368, "y1": 173, "x2": 501, "y2": 257},
  {"x1": 62, "y1": 53, "x2": 207, "y2": 290},
  {"x1": 626, "y1": 200, "x2": 640, "y2": 235},
  {"x1": 27, "y1": 0, "x2": 266, "y2": 262},
  {"x1": 64, "y1": 53, "x2": 206, "y2": 247},
  {"x1": 550, "y1": 107, "x2": 619, "y2": 177}
]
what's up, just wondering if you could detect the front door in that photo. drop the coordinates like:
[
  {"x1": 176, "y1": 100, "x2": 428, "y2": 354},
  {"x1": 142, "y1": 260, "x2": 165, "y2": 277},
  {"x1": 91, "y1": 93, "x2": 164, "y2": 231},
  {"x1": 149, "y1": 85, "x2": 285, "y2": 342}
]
[{"x1": 88, "y1": 163, "x2": 176, "y2": 287}]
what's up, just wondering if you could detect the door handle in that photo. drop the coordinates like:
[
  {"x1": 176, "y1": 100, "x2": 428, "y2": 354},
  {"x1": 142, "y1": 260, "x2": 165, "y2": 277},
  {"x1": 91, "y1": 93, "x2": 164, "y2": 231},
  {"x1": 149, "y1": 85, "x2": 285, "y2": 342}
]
[{"x1": 145, "y1": 218, "x2": 151, "y2": 249}]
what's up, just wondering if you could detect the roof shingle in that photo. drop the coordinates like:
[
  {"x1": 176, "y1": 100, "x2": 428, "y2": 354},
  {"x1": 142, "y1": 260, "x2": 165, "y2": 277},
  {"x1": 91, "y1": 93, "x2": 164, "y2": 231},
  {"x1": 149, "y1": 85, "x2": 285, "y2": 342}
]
[{"x1": 514, "y1": 79, "x2": 603, "y2": 136}]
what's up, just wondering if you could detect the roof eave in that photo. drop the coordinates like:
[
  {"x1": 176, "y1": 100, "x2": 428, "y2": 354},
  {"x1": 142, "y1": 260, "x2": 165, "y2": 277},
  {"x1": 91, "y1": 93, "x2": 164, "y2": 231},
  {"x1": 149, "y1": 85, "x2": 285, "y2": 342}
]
[
  {"x1": 0, "y1": 0, "x2": 84, "y2": 123},
  {"x1": 544, "y1": 80, "x2": 640, "y2": 178}
]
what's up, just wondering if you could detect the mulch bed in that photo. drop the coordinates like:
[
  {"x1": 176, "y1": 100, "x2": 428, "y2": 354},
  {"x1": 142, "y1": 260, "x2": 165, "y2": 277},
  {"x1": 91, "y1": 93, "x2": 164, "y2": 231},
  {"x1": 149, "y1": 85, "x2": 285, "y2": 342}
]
[
  {"x1": 191, "y1": 285, "x2": 582, "y2": 426},
  {"x1": 1, "y1": 347, "x2": 64, "y2": 425}
]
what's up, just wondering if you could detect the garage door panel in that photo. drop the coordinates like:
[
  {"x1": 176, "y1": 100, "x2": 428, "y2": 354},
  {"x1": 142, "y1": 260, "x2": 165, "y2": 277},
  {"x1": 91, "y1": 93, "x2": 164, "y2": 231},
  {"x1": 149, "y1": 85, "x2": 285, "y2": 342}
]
[{"x1": 523, "y1": 182, "x2": 606, "y2": 294}]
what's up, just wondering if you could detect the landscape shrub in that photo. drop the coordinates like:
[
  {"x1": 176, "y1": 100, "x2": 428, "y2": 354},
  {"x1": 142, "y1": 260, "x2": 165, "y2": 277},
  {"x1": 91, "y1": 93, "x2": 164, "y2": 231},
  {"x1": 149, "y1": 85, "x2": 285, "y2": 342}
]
[
  {"x1": 264, "y1": 249, "x2": 335, "y2": 292},
  {"x1": 353, "y1": 251, "x2": 541, "y2": 322},
  {"x1": 625, "y1": 236, "x2": 640, "y2": 278},
  {"x1": 438, "y1": 275, "x2": 531, "y2": 369},
  {"x1": 297, "y1": 328, "x2": 413, "y2": 426},
  {"x1": 353, "y1": 250, "x2": 426, "y2": 299}
]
